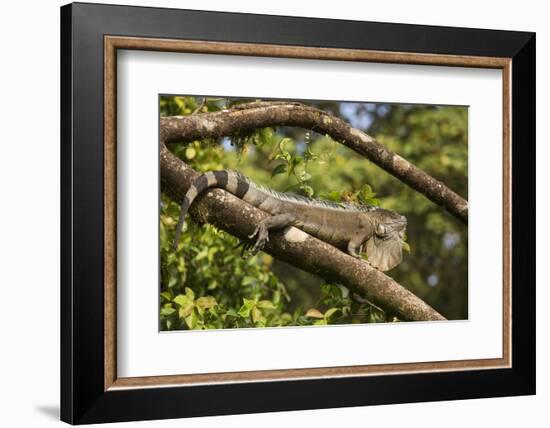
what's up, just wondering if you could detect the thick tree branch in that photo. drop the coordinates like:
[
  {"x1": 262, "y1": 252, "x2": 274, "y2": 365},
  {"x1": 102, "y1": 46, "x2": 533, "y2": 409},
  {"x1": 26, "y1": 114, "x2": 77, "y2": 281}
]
[
  {"x1": 160, "y1": 143, "x2": 446, "y2": 322},
  {"x1": 161, "y1": 101, "x2": 468, "y2": 223}
]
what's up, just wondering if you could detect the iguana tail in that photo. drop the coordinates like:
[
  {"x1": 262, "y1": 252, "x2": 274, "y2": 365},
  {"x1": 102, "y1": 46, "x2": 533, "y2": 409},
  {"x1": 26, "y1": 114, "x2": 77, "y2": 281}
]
[{"x1": 172, "y1": 170, "x2": 250, "y2": 250}]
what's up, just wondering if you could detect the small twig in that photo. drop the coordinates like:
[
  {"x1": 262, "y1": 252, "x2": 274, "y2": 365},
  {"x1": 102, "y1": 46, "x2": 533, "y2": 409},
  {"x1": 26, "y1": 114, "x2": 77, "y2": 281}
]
[{"x1": 191, "y1": 97, "x2": 207, "y2": 115}]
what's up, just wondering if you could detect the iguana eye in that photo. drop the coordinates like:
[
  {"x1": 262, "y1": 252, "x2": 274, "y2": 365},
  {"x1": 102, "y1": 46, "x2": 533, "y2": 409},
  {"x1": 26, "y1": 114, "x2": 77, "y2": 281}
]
[{"x1": 376, "y1": 224, "x2": 386, "y2": 236}]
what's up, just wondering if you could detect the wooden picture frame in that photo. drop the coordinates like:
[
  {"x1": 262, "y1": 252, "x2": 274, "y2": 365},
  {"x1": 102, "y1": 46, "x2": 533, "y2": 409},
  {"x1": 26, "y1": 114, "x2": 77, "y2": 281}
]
[{"x1": 61, "y1": 2, "x2": 535, "y2": 424}]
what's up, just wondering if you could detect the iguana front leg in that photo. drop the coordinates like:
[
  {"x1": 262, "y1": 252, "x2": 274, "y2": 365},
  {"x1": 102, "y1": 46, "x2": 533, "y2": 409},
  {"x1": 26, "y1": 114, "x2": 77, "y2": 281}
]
[
  {"x1": 248, "y1": 213, "x2": 296, "y2": 255},
  {"x1": 347, "y1": 229, "x2": 372, "y2": 258}
]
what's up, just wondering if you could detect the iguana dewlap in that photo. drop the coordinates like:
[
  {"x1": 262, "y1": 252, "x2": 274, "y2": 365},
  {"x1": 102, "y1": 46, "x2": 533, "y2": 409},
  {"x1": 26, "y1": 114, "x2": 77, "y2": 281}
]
[{"x1": 173, "y1": 170, "x2": 407, "y2": 272}]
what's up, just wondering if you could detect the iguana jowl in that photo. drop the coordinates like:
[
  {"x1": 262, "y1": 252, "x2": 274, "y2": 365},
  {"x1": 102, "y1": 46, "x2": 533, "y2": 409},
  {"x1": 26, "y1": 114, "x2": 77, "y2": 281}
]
[{"x1": 173, "y1": 170, "x2": 408, "y2": 272}]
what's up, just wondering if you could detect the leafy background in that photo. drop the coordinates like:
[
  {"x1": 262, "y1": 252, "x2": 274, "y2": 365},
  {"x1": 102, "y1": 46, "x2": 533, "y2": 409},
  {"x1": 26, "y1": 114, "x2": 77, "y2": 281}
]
[{"x1": 159, "y1": 96, "x2": 468, "y2": 330}]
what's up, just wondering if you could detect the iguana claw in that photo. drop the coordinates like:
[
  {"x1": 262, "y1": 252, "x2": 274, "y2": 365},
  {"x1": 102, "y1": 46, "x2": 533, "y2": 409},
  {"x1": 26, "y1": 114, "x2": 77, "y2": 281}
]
[
  {"x1": 248, "y1": 226, "x2": 259, "y2": 239},
  {"x1": 249, "y1": 224, "x2": 269, "y2": 255}
]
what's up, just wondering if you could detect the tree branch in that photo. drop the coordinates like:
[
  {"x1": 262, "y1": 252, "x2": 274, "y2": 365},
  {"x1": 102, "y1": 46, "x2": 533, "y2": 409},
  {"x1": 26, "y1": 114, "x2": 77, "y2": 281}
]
[
  {"x1": 160, "y1": 143, "x2": 446, "y2": 322},
  {"x1": 161, "y1": 101, "x2": 468, "y2": 223}
]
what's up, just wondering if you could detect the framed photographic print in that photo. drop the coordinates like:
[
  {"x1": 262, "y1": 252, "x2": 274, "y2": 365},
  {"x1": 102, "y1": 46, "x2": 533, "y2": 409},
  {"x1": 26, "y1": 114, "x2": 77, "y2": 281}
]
[{"x1": 60, "y1": 2, "x2": 535, "y2": 424}]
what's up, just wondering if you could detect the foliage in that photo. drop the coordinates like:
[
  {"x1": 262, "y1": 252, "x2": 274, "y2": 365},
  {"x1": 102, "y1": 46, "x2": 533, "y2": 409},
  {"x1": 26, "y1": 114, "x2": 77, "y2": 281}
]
[
  {"x1": 161, "y1": 193, "x2": 289, "y2": 330},
  {"x1": 365, "y1": 105, "x2": 468, "y2": 318},
  {"x1": 159, "y1": 96, "x2": 468, "y2": 330}
]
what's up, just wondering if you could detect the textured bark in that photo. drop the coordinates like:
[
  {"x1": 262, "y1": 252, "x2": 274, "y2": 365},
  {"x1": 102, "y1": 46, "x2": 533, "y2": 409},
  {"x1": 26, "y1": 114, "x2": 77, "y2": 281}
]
[
  {"x1": 160, "y1": 143, "x2": 446, "y2": 322},
  {"x1": 161, "y1": 101, "x2": 468, "y2": 223}
]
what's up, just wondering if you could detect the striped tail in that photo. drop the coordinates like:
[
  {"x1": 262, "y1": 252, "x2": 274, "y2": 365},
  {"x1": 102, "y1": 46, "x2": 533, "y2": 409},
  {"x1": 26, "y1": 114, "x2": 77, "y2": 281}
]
[{"x1": 172, "y1": 170, "x2": 250, "y2": 250}]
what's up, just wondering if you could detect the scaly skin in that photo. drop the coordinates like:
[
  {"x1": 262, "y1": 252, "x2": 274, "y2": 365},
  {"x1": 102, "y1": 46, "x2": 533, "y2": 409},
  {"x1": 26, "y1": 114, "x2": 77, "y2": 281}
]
[{"x1": 173, "y1": 170, "x2": 407, "y2": 272}]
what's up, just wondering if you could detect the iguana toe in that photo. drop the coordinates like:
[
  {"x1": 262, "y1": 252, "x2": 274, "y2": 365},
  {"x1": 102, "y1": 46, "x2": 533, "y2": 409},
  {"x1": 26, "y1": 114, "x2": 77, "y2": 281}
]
[
  {"x1": 248, "y1": 226, "x2": 259, "y2": 239},
  {"x1": 250, "y1": 226, "x2": 269, "y2": 254}
]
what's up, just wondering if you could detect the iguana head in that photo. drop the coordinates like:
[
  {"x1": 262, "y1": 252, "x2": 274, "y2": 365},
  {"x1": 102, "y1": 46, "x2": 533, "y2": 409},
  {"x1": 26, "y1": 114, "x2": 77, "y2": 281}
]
[{"x1": 363, "y1": 209, "x2": 407, "y2": 272}]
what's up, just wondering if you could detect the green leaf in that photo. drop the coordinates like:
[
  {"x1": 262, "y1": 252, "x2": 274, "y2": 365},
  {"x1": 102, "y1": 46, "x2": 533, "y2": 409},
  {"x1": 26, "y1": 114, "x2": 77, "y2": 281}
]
[
  {"x1": 173, "y1": 294, "x2": 192, "y2": 307},
  {"x1": 195, "y1": 296, "x2": 217, "y2": 309},
  {"x1": 259, "y1": 127, "x2": 274, "y2": 145},
  {"x1": 160, "y1": 291, "x2": 173, "y2": 302},
  {"x1": 174, "y1": 97, "x2": 185, "y2": 109},
  {"x1": 241, "y1": 276, "x2": 256, "y2": 286},
  {"x1": 324, "y1": 307, "x2": 341, "y2": 319},
  {"x1": 321, "y1": 191, "x2": 342, "y2": 202},
  {"x1": 320, "y1": 283, "x2": 340, "y2": 299},
  {"x1": 195, "y1": 304, "x2": 205, "y2": 317},
  {"x1": 243, "y1": 298, "x2": 255, "y2": 308},
  {"x1": 167, "y1": 275, "x2": 178, "y2": 288},
  {"x1": 208, "y1": 305, "x2": 219, "y2": 318},
  {"x1": 160, "y1": 306, "x2": 176, "y2": 317},
  {"x1": 238, "y1": 298, "x2": 255, "y2": 318},
  {"x1": 195, "y1": 248, "x2": 209, "y2": 261},
  {"x1": 272, "y1": 290, "x2": 281, "y2": 305},
  {"x1": 337, "y1": 284, "x2": 350, "y2": 298},
  {"x1": 271, "y1": 164, "x2": 287, "y2": 177},
  {"x1": 279, "y1": 138, "x2": 291, "y2": 152},
  {"x1": 251, "y1": 306, "x2": 263, "y2": 323},
  {"x1": 178, "y1": 303, "x2": 194, "y2": 319},
  {"x1": 184, "y1": 310, "x2": 198, "y2": 329},
  {"x1": 185, "y1": 287, "x2": 195, "y2": 300},
  {"x1": 238, "y1": 305, "x2": 252, "y2": 318},
  {"x1": 299, "y1": 171, "x2": 312, "y2": 181},
  {"x1": 256, "y1": 300, "x2": 275, "y2": 310},
  {"x1": 358, "y1": 184, "x2": 378, "y2": 204},
  {"x1": 304, "y1": 147, "x2": 316, "y2": 160},
  {"x1": 299, "y1": 184, "x2": 314, "y2": 197},
  {"x1": 226, "y1": 309, "x2": 239, "y2": 318},
  {"x1": 402, "y1": 241, "x2": 411, "y2": 252},
  {"x1": 185, "y1": 147, "x2": 196, "y2": 159}
]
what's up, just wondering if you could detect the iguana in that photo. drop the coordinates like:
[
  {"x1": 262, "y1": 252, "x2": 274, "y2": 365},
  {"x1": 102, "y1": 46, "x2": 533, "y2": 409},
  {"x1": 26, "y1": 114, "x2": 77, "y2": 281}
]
[{"x1": 173, "y1": 170, "x2": 408, "y2": 272}]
